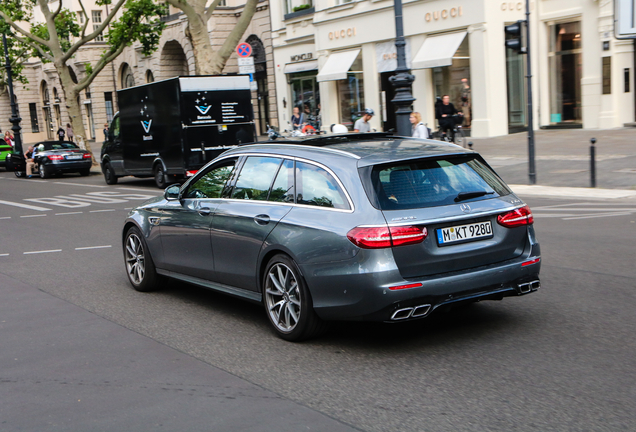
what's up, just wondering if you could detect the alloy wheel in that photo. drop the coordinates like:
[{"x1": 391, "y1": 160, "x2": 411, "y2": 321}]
[
  {"x1": 125, "y1": 233, "x2": 146, "y2": 285},
  {"x1": 265, "y1": 263, "x2": 302, "y2": 333}
]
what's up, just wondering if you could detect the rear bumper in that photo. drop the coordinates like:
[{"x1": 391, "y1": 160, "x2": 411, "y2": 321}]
[
  {"x1": 301, "y1": 238, "x2": 541, "y2": 322},
  {"x1": 47, "y1": 160, "x2": 92, "y2": 172}
]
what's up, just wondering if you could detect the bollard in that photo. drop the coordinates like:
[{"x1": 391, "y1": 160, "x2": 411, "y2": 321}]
[
  {"x1": 468, "y1": 141, "x2": 473, "y2": 150},
  {"x1": 590, "y1": 138, "x2": 596, "y2": 188}
]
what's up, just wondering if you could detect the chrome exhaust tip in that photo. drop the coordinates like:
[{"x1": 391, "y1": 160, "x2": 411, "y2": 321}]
[
  {"x1": 518, "y1": 280, "x2": 540, "y2": 294},
  {"x1": 411, "y1": 304, "x2": 431, "y2": 318},
  {"x1": 391, "y1": 307, "x2": 414, "y2": 320},
  {"x1": 530, "y1": 280, "x2": 541, "y2": 290}
]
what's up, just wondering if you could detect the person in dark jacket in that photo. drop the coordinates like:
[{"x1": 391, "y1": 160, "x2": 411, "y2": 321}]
[
  {"x1": 57, "y1": 127, "x2": 65, "y2": 142},
  {"x1": 435, "y1": 95, "x2": 462, "y2": 141}
]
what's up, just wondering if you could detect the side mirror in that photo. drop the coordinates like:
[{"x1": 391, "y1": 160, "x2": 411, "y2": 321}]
[{"x1": 164, "y1": 184, "x2": 181, "y2": 201}]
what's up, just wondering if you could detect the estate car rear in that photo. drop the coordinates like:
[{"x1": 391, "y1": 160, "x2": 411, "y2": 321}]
[{"x1": 123, "y1": 134, "x2": 540, "y2": 341}]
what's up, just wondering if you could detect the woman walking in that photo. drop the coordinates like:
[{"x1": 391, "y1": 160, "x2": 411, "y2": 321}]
[
  {"x1": 410, "y1": 112, "x2": 429, "y2": 139},
  {"x1": 66, "y1": 123, "x2": 74, "y2": 142}
]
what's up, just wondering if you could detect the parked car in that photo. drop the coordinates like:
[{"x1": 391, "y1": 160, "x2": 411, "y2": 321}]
[
  {"x1": 1, "y1": 139, "x2": 12, "y2": 169},
  {"x1": 31, "y1": 141, "x2": 92, "y2": 178},
  {"x1": 122, "y1": 133, "x2": 541, "y2": 341}
]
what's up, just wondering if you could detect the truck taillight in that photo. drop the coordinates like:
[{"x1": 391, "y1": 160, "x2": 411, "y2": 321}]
[
  {"x1": 347, "y1": 225, "x2": 427, "y2": 249},
  {"x1": 497, "y1": 205, "x2": 534, "y2": 228}
]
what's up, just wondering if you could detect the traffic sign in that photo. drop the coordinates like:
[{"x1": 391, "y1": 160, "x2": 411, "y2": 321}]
[
  {"x1": 237, "y1": 43, "x2": 252, "y2": 58},
  {"x1": 239, "y1": 65, "x2": 256, "y2": 74},
  {"x1": 238, "y1": 57, "x2": 254, "y2": 66}
]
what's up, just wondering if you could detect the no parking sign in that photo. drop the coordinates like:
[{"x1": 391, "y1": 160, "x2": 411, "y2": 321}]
[{"x1": 236, "y1": 43, "x2": 252, "y2": 58}]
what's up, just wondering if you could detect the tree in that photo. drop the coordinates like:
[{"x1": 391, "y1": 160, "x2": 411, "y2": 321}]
[
  {"x1": 165, "y1": 0, "x2": 258, "y2": 75},
  {"x1": 0, "y1": 21, "x2": 28, "y2": 98},
  {"x1": 0, "y1": 0, "x2": 166, "y2": 163}
]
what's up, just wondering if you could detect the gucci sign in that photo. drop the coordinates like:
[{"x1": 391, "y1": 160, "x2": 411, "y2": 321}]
[
  {"x1": 425, "y1": 6, "x2": 463, "y2": 21},
  {"x1": 329, "y1": 27, "x2": 357, "y2": 40},
  {"x1": 501, "y1": 2, "x2": 523, "y2": 10}
]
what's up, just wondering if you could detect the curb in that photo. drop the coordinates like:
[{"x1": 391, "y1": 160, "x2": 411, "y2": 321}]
[{"x1": 509, "y1": 184, "x2": 636, "y2": 199}]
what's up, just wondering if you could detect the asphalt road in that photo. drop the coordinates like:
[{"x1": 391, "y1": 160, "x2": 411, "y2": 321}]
[{"x1": 1, "y1": 170, "x2": 635, "y2": 431}]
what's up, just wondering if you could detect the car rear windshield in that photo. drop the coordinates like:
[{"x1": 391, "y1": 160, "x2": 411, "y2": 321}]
[{"x1": 370, "y1": 155, "x2": 511, "y2": 210}]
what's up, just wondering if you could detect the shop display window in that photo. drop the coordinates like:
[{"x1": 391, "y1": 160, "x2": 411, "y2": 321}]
[
  {"x1": 337, "y1": 55, "x2": 365, "y2": 130},
  {"x1": 549, "y1": 22, "x2": 582, "y2": 124},
  {"x1": 432, "y1": 37, "x2": 471, "y2": 129},
  {"x1": 290, "y1": 71, "x2": 320, "y2": 129}
]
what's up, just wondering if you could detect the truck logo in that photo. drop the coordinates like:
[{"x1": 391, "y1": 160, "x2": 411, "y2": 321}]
[
  {"x1": 141, "y1": 120, "x2": 152, "y2": 134},
  {"x1": 195, "y1": 105, "x2": 211, "y2": 115}
]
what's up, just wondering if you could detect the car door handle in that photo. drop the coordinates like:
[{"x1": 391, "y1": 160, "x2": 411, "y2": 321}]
[
  {"x1": 254, "y1": 214, "x2": 270, "y2": 225},
  {"x1": 197, "y1": 207, "x2": 212, "y2": 216}
]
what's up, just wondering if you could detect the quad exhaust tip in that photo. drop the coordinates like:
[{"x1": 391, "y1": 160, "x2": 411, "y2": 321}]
[
  {"x1": 517, "y1": 280, "x2": 541, "y2": 294},
  {"x1": 391, "y1": 304, "x2": 431, "y2": 320}
]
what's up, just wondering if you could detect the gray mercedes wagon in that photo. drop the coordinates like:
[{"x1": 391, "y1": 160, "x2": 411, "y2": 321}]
[{"x1": 122, "y1": 134, "x2": 541, "y2": 341}]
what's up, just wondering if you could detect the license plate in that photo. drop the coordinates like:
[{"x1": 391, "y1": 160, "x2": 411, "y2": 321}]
[
  {"x1": 66, "y1": 155, "x2": 82, "y2": 160},
  {"x1": 436, "y1": 221, "x2": 493, "y2": 246}
]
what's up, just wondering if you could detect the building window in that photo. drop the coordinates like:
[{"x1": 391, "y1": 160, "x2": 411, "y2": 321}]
[
  {"x1": 146, "y1": 70, "x2": 155, "y2": 83},
  {"x1": 433, "y1": 35, "x2": 472, "y2": 129},
  {"x1": 29, "y1": 103, "x2": 40, "y2": 133},
  {"x1": 285, "y1": 0, "x2": 313, "y2": 15},
  {"x1": 77, "y1": 11, "x2": 85, "y2": 24},
  {"x1": 85, "y1": 86, "x2": 91, "y2": 100},
  {"x1": 336, "y1": 54, "x2": 364, "y2": 130},
  {"x1": 105, "y1": 92, "x2": 114, "y2": 122},
  {"x1": 625, "y1": 68, "x2": 631, "y2": 93},
  {"x1": 92, "y1": 11, "x2": 104, "y2": 42},
  {"x1": 290, "y1": 71, "x2": 320, "y2": 128},
  {"x1": 548, "y1": 22, "x2": 582, "y2": 124},
  {"x1": 602, "y1": 57, "x2": 611, "y2": 95}
]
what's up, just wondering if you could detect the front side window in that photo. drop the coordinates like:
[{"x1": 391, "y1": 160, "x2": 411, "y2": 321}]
[
  {"x1": 295, "y1": 161, "x2": 350, "y2": 210},
  {"x1": 232, "y1": 156, "x2": 282, "y2": 201},
  {"x1": 186, "y1": 159, "x2": 237, "y2": 199},
  {"x1": 111, "y1": 116, "x2": 120, "y2": 139}
]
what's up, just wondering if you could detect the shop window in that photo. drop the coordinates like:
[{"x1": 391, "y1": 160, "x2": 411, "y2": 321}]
[
  {"x1": 29, "y1": 103, "x2": 40, "y2": 133},
  {"x1": 432, "y1": 36, "x2": 471, "y2": 129},
  {"x1": 337, "y1": 54, "x2": 365, "y2": 130},
  {"x1": 290, "y1": 71, "x2": 320, "y2": 129},
  {"x1": 602, "y1": 57, "x2": 611, "y2": 95},
  {"x1": 548, "y1": 22, "x2": 582, "y2": 124}
]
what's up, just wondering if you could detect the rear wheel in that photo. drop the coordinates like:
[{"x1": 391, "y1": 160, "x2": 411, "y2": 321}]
[
  {"x1": 263, "y1": 254, "x2": 327, "y2": 341},
  {"x1": 39, "y1": 163, "x2": 51, "y2": 179},
  {"x1": 123, "y1": 226, "x2": 160, "y2": 292},
  {"x1": 103, "y1": 162, "x2": 118, "y2": 185},
  {"x1": 154, "y1": 164, "x2": 167, "y2": 189}
]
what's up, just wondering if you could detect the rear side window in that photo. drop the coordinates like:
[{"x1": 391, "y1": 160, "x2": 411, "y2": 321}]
[
  {"x1": 371, "y1": 156, "x2": 511, "y2": 210},
  {"x1": 231, "y1": 156, "x2": 282, "y2": 201},
  {"x1": 295, "y1": 161, "x2": 350, "y2": 210}
]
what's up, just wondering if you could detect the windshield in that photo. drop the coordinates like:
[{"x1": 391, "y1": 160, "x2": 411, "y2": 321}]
[
  {"x1": 370, "y1": 155, "x2": 511, "y2": 210},
  {"x1": 43, "y1": 142, "x2": 79, "y2": 151}
]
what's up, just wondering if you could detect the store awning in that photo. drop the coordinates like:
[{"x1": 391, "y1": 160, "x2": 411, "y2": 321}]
[
  {"x1": 412, "y1": 32, "x2": 467, "y2": 69},
  {"x1": 284, "y1": 60, "x2": 319, "y2": 74},
  {"x1": 316, "y1": 49, "x2": 360, "y2": 82}
]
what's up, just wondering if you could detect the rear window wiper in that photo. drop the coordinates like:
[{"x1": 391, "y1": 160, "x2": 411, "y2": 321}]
[{"x1": 454, "y1": 191, "x2": 495, "y2": 202}]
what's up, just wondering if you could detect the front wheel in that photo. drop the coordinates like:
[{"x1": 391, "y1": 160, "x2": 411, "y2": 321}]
[
  {"x1": 123, "y1": 226, "x2": 160, "y2": 292},
  {"x1": 154, "y1": 164, "x2": 168, "y2": 189},
  {"x1": 263, "y1": 254, "x2": 327, "y2": 341},
  {"x1": 103, "y1": 162, "x2": 118, "y2": 185}
]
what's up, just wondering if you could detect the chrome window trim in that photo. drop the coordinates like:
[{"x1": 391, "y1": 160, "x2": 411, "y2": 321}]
[
  {"x1": 357, "y1": 205, "x2": 524, "y2": 227},
  {"x1": 181, "y1": 152, "x2": 356, "y2": 213}
]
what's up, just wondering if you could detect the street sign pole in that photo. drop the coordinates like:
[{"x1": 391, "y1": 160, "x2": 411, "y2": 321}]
[{"x1": 526, "y1": 0, "x2": 536, "y2": 185}]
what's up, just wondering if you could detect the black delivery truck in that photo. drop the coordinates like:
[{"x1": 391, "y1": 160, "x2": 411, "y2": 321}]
[{"x1": 100, "y1": 76, "x2": 255, "y2": 188}]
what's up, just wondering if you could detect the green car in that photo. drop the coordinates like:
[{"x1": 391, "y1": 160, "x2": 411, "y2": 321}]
[{"x1": 0, "y1": 139, "x2": 13, "y2": 169}]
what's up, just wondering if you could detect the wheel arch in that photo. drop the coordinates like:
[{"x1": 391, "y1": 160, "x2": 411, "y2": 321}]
[{"x1": 257, "y1": 246, "x2": 300, "y2": 294}]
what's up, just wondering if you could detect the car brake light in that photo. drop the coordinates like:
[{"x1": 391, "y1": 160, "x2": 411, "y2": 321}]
[
  {"x1": 48, "y1": 155, "x2": 64, "y2": 160},
  {"x1": 83, "y1": 153, "x2": 92, "y2": 159},
  {"x1": 497, "y1": 205, "x2": 534, "y2": 228},
  {"x1": 347, "y1": 225, "x2": 427, "y2": 249},
  {"x1": 522, "y1": 257, "x2": 541, "y2": 267},
  {"x1": 389, "y1": 282, "x2": 423, "y2": 291}
]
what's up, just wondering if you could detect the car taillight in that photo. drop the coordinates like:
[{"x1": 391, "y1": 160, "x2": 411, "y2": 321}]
[
  {"x1": 497, "y1": 205, "x2": 534, "y2": 228},
  {"x1": 347, "y1": 225, "x2": 427, "y2": 249},
  {"x1": 83, "y1": 153, "x2": 92, "y2": 159},
  {"x1": 48, "y1": 155, "x2": 64, "y2": 160}
]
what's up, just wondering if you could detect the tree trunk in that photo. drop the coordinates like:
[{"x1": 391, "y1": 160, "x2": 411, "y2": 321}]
[{"x1": 187, "y1": 16, "x2": 215, "y2": 75}]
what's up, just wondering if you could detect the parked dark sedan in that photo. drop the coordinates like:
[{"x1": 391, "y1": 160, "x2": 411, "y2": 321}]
[
  {"x1": 31, "y1": 141, "x2": 92, "y2": 178},
  {"x1": 122, "y1": 133, "x2": 541, "y2": 341}
]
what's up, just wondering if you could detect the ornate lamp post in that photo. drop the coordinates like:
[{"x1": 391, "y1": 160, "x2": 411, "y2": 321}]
[
  {"x1": 2, "y1": 28, "x2": 22, "y2": 154},
  {"x1": 389, "y1": 0, "x2": 415, "y2": 136}
]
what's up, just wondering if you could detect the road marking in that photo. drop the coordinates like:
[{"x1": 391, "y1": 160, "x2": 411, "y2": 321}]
[
  {"x1": 562, "y1": 212, "x2": 634, "y2": 221},
  {"x1": 55, "y1": 211, "x2": 84, "y2": 215},
  {"x1": 0, "y1": 200, "x2": 51, "y2": 211},
  {"x1": 52, "y1": 181, "x2": 107, "y2": 188},
  {"x1": 75, "y1": 245, "x2": 112, "y2": 250},
  {"x1": 89, "y1": 209, "x2": 116, "y2": 213},
  {"x1": 20, "y1": 214, "x2": 47, "y2": 218},
  {"x1": 0, "y1": 217, "x2": 11, "y2": 220},
  {"x1": 117, "y1": 187, "x2": 158, "y2": 193},
  {"x1": 0, "y1": 253, "x2": 9, "y2": 257},
  {"x1": 24, "y1": 249, "x2": 62, "y2": 255}
]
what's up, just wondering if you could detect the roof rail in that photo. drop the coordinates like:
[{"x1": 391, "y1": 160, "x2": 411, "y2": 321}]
[{"x1": 238, "y1": 132, "x2": 395, "y2": 148}]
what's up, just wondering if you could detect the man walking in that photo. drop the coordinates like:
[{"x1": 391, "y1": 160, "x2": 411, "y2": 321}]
[{"x1": 354, "y1": 108, "x2": 374, "y2": 132}]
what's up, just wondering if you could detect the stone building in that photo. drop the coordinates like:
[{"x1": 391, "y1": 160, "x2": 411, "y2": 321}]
[{"x1": 0, "y1": 0, "x2": 278, "y2": 144}]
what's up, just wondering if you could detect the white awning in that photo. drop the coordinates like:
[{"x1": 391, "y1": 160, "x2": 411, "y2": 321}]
[
  {"x1": 316, "y1": 49, "x2": 361, "y2": 82},
  {"x1": 412, "y1": 32, "x2": 467, "y2": 69},
  {"x1": 284, "y1": 60, "x2": 319, "y2": 74}
]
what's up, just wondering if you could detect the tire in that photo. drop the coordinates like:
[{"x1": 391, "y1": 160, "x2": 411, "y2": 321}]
[
  {"x1": 263, "y1": 254, "x2": 327, "y2": 341},
  {"x1": 103, "y1": 162, "x2": 118, "y2": 185},
  {"x1": 39, "y1": 163, "x2": 51, "y2": 179},
  {"x1": 14, "y1": 170, "x2": 23, "y2": 178},
  {"x1": 79, "y1": 168, "x2": 90, "y2": 176},
  {"x1": 123, "y1": 226, "x2": 160, "y2": 292},
  {"x1": 154, "y1": 164, "x2": 168, "y2": 189}
]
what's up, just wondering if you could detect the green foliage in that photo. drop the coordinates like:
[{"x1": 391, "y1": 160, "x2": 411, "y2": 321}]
[
  {"x1": 0, "y1": 17, "x2": 28, "y2": 92},
  {"x1": 108, "y1": 0, "x2": 166, "y2": 56},
  {"x1": 30, "y1": 9, "x2": 81, "y2": 57},
  {"x1": 292, "y1": 4, "x2": 312, "y2": 12},
  {"x1": 84, "y1": 62, "x2": 93, "y2": 76}
]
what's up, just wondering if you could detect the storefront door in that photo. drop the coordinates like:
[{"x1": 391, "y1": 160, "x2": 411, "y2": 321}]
[
  {"x1": 505, "y1": 34, "x2": 527, "y2": 133},
  {"x1": 290, "y1": 72, "x2": 320, "y2": 129},
  {"x1": 380, "y1": 72, "x2": 398, "y2": 133},
  {"x1": 549, "y1": 22, "x2": 582, "y2": 125}
]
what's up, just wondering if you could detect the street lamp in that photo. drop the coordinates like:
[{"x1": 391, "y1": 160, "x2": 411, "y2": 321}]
[
  {"x1": 2, "y1": 26, "x2": 23, "y2": 154},
  {"x1": 389, "y1": 0, "x2": 415, "y2": 137}
]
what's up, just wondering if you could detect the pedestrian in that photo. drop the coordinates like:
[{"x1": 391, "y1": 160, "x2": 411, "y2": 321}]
[
  {"x1": 410, "y1": 112, "x2": 429, "y2": 139},
  {"x1": 354, "y1": 108, "x2": 374, "y2": 133},
  {"x1": 4, "y1": 130, "x2": 14, "y2": 147},
  {"x1": 66, "y1": 123, "x2": 74, "y2": 142},
  {"x1": 435, "y1": 95, "x2": 461, "y2": 141},
  {"x1": 57, "y1": 126, "x2": 65, "y2": 142},
  {"x1": 103, "y1": 123, "x2": 109, "y2": 140},
  {"x1": 291, "y1": 106, "x2": 304, "y2": 130},
  {"x1": 25, "y1": 145, "x2": 36, "y2": 178}
]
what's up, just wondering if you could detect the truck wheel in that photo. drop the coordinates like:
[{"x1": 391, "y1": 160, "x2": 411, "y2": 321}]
[
  {"x1": 103, "y1": 162, "x2": 118, "y2": 185},
  {"x1": 154, "y1": 164, "x2": 168, "y2": 189}
]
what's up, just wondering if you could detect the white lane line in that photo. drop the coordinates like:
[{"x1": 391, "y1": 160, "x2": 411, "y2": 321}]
[
  {"x1": 55, "y1": 211, "x2": 83, "y2": 215},
  {"x1": 0, "y1": 217, "x2": 11, "y2": 220},
  {"x1": 52, "y1": 182, "x2": 107, "y2": 188},
  {"x1": 75, "y1": 245, "x2": 112, "y2": 250},
  {"x1": 20, "y1": 214, "x2": 47, "y2": 218},
  {"x1": 562, "y1": 212, "x2": 633, "y2": 221},
  {"x1": 117, "y1": 187, "x2": 158, "y2": 193},
  {"x1": 124, "y1": 207, "x2": 132, "y2": 210},
  {"x1": 535, "y1": 208, "x2": 636, "y2": 212},
  {"x1": 89, "y1": 209, "x2": 116, "y2": 213},
  {"x1": 24, "y1": 249, "x2": 62, "y2": 255},
  {"x1": 0, "y1": 200, "x2": 51, "y2": 211},
  {"x1": 0, "y1": 253, "x2": 9, "y2": 257}
]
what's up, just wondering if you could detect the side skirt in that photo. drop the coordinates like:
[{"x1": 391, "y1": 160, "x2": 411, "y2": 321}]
[{"x1": 156, "y1": 269, "x2": 262, "y2": 303}]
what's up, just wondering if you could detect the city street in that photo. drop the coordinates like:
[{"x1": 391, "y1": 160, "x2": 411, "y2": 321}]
[{"x1": 1, "y1": 169, "x2": 635, "y2": 431}]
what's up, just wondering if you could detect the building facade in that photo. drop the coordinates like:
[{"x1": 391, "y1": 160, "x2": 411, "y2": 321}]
[
  {"x1": 270, "y1": 0, "x2": 635, "y2": 137},
  {"x1": 0, "y1": 0, "x2": 279, "y2": 144}
]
